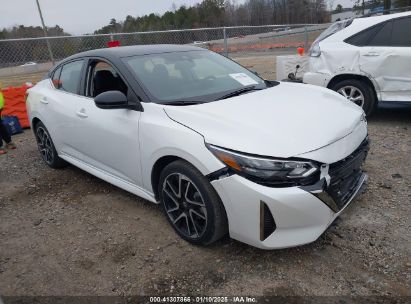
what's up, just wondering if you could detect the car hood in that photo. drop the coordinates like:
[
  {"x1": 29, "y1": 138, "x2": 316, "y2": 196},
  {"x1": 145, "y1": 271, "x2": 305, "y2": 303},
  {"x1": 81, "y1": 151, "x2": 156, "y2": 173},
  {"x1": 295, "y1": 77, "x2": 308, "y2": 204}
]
[{"x1": 164, "y1": 82, "x2": 365, "y2": 158}]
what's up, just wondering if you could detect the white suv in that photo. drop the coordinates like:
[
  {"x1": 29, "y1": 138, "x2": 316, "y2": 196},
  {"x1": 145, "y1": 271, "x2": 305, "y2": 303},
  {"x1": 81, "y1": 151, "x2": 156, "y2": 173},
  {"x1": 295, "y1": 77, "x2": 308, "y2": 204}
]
[{"x1": 303, "y1": 12, "x2": 411, "y2": 115}]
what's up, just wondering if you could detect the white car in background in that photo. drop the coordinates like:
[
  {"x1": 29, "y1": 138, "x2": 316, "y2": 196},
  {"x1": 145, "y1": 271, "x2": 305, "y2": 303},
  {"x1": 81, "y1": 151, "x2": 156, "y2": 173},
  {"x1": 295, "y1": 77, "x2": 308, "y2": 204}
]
[
  {"x1": 20, "y1": 61, "x2": 38, "y2": 66},
  {"x1": 304, "y1": 12, "x2": 411, "y2": 115},
  {"x1": 27, "y1": 45, "x2": 369, "y2": 249}
]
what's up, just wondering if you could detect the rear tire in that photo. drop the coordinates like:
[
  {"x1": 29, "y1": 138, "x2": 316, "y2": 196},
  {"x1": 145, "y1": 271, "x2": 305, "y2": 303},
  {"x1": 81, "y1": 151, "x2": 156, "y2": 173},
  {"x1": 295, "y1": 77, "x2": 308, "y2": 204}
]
[
  {"x1": 331, "y1": 79, "x2": 376, "y2": 116},
  {"x1": 158, "y1": 160, "x2": 228, "y2": 245},
  {"x1": 34, "y1": 122, "x2": 67, "y2": 169}
]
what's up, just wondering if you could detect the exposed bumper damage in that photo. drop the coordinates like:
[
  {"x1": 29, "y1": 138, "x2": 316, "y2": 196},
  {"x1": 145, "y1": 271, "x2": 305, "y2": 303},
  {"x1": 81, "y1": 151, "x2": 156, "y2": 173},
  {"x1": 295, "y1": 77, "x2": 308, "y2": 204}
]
[
  {"x1": 210, "y1": 137, "x2": 369, "y2": 250},
  {"x1": 301, "y1": 137, "x2": 369, "y2": 214}
]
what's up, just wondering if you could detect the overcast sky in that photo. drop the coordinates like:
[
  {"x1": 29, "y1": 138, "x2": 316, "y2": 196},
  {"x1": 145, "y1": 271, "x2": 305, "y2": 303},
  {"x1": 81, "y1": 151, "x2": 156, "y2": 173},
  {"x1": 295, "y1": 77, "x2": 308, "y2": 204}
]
[
  {"x1": 1, "y1": 0, "x2": 208, "y2": 35},
  {"x1": 1, "y1": 0, "x2": 354, "y2": 35}
]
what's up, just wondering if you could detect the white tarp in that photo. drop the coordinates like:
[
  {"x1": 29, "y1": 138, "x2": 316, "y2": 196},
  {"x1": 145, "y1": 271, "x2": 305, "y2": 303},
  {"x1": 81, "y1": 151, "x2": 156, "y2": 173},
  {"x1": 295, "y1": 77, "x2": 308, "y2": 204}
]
[{"x1": 276, "y1": 55, "x2": 309, "y2": 81}]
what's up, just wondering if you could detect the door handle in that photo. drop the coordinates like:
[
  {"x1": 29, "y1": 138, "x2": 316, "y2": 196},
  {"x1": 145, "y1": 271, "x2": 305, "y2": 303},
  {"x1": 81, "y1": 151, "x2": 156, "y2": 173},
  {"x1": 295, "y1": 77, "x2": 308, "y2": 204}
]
[
  {"x1": 363, "y1": 51, "x2": 379, "y2": 57},
  {"x1": 40, "y1": 97, "x2": 49, "y2": 104},
  {"x1": 76, "y1": 109, "x2": 88, "y2": 118}
]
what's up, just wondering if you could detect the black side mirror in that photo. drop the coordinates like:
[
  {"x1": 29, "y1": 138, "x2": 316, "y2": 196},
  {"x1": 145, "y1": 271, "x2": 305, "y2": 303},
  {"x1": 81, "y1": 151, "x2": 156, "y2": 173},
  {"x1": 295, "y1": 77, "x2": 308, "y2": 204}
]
[{"x1": 94, "y1": 90, "x2": 128, "y2": 109}]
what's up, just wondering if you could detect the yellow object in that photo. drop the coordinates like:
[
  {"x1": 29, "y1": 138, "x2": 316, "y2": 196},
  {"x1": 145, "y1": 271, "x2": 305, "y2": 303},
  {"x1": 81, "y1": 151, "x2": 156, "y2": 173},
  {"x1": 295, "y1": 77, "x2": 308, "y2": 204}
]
[{"x1": 0, "y1": 92, "x2": 4, "y2": 110}]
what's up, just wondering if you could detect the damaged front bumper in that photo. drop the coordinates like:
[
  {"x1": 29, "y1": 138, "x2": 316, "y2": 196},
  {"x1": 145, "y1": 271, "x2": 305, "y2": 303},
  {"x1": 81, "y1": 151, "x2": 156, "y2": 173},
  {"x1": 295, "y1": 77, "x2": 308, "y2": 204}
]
[{"x1": 210, "y1": 138, "x2": 369, "y2": 250}]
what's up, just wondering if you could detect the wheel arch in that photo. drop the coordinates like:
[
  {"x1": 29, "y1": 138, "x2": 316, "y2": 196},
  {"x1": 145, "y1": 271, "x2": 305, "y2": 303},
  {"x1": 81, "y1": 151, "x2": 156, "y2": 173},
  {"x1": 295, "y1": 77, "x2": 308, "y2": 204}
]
[
  {"x1": 32, "y1": 117, "x2": 42, "y2": 130},
  {"x1": 151, "y1": 155, "x2": 184, "y2": 201},
  {"x1": 327, "y1": 73, "x2": 379, "y2": 102},
  {"x1": 150, "y1": 154, "x2": 226, "y2": 208},
  {"x1": 147, "y1": 145, "x2": 225, "y2": 202}
]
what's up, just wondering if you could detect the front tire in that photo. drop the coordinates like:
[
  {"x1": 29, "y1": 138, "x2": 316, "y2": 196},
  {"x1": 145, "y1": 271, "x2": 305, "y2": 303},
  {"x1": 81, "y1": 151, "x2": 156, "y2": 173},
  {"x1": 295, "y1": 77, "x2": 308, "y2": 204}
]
[
  {"x1": 331, "y1": 79, "x2": 376, "y2": 116},
  {"x1": 158, "y1": 160, "x2": 228, "y2": 245},
  {"x1": 34, "y1": 122, "x2": 67, "y2": 169}
]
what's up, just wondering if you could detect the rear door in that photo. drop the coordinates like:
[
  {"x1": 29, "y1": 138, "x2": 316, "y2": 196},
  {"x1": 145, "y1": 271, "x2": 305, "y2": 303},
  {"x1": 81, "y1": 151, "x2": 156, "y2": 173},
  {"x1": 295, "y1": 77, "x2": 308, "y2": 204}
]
[
  {"x1": 358, "y1": 16, "x2": 411, "y2": 102},
  {"x1": 42, "y1": 59, "x2": 87, "y2": 159}
]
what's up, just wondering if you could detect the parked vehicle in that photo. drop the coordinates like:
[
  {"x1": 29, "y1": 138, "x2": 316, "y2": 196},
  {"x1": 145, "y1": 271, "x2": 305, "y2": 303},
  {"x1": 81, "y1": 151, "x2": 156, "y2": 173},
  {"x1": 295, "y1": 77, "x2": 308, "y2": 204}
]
[
  {"x1": 304, "y1": 12, "x2": 411, "y2": 115},
  {"x1": 27, "y1": 45, "x2": 369, "y2": 249},
  {"x1": 20, "y1": 61, "x2": 38, "y2": 66}
]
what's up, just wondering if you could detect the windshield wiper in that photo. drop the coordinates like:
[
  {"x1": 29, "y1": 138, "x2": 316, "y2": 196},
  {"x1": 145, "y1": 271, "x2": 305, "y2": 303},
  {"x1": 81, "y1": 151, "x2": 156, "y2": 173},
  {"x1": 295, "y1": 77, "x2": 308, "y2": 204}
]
[
  {"x1": 217, "y1": 86, "x2": 261, "y2": 100},
  {"x1": 161, "y1": 100, "x2": 206, "y2": 106}
]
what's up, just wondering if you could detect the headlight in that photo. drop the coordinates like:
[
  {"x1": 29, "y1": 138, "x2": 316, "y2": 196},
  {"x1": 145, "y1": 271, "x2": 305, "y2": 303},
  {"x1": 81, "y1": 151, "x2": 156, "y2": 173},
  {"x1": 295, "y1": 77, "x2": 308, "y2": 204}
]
[
  {"x1": 309, "y1": 42, "x2": 321, "y2": 57},
  {"x1": 207, "y1": 144, "x2": 318, "y2": 186}
]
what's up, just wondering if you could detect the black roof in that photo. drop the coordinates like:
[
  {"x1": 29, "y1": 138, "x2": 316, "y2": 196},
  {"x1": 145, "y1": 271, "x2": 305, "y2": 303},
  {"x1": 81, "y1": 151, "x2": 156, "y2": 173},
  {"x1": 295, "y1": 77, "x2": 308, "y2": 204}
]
[{"x1": 66, "y1": 44, "x2": 203, "y2": 61}]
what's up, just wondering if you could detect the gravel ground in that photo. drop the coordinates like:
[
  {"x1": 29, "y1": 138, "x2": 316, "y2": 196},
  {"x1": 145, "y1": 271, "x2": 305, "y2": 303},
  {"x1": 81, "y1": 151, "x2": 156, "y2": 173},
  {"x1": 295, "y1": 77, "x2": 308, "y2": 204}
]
[{"x1": 0, "y1": 104, "x2": 410, "y2": 298}]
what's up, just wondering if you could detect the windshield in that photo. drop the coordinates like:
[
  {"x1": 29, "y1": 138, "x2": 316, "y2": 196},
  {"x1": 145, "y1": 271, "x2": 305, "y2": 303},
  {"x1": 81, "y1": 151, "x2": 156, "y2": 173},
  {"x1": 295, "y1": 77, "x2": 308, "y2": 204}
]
[{"x1": 123, "y1": 50, "x2": 267, "y2": 103}]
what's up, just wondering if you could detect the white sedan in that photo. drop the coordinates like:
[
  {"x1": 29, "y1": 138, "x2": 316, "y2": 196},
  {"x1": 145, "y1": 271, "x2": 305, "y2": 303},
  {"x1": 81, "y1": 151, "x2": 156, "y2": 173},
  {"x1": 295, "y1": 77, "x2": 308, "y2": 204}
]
[{"x1": 27, "y1": 45, "x2": 369, "y2": 249}]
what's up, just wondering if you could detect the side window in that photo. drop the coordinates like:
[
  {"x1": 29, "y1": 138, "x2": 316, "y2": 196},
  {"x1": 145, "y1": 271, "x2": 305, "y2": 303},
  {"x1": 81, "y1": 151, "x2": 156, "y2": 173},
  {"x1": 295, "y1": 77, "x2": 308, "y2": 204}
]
[
  {"x1": 391, "y1": 17, "x2": 411, "y2": 47},
  {"x1": 345, "y1": 23, "x2": 383, "y2": 46},
  {"x1": 51, "y1": 66, "x2": 62, "y2": 89},
  {"x1": 88, "y1": 61, "x2": 128, "y2": 97},
  {"x1": 368, "y1": 21, "x2": 393, "y2": 46},
  {"x1": 58, "y1": 60, "x2": 84, "y2": 94}
]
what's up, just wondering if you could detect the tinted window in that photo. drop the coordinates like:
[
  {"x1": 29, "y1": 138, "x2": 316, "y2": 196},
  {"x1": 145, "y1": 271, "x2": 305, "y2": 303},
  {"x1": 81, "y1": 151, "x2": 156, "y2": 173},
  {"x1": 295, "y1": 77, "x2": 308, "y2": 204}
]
[
  {"x1": 392, "y1": 17, "x2": 411, "y2": 46},
  {"x1": 345, "y1": 23, "x2": 383, "y2": 46},
  {"x1": 58, "y1": 60, "x2": 84, "y2": 94},
  {"x1": 368, "y1": 21, "x2": 392, "y2": 46},
  {"x1": 51, "y1": 66, "x2": 62, "y2": 89}
]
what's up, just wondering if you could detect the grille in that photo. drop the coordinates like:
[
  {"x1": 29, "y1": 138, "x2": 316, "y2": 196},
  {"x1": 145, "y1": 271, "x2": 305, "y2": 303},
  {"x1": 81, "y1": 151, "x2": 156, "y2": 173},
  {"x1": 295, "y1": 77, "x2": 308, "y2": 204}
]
[{"x1": 326, "y1": 138, "x2": 369, "y2": 210}]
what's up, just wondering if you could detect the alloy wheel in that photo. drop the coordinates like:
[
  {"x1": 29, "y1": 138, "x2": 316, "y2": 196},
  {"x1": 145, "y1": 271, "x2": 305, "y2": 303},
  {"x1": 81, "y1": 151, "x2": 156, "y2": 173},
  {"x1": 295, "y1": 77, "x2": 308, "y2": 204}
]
[
  {"x1": 162, "y1": 173, "x2": 207, "y2": 239},
  {"x1": 337, "y1": 86, "x2": 365, "y2": 107},
  {"x1": 36, "y1": 127, "x2": 55, "y2": 165}
]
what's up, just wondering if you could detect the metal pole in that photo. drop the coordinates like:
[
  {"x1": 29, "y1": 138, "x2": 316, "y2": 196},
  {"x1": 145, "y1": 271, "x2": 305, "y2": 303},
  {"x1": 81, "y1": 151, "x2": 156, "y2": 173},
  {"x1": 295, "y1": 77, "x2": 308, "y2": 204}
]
[
  {"x1": 223, "y1": 27, "x2": 228, "y2": 57},
  {"x1": 35, "y1": 0, "x2": 55, "y2": 64},
  {"x1": 304, "y1": 25, "x2": 308, "y2": 50}
]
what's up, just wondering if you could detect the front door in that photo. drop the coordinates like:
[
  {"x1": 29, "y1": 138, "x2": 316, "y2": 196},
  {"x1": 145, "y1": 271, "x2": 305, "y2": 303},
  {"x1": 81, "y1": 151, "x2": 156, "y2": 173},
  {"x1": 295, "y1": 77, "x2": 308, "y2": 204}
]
[{"x1": 72, "y1": 59, "x2": 143, "y2": 186}]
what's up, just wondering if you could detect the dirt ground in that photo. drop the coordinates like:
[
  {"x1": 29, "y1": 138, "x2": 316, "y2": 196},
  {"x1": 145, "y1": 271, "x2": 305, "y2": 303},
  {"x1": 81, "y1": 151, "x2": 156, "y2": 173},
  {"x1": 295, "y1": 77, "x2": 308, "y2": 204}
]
[
  {"x1": 0, "y1": 55, "x2": 410, "y2": 299},
  {"x1": 0, "y1": 72, "x2": 46, "y2": 88}
]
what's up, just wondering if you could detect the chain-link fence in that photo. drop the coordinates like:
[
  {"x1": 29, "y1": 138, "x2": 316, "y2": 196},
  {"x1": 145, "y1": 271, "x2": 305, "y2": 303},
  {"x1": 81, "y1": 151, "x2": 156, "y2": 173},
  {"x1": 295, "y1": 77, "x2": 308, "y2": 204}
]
[{"x1": 0, "y1": 24, "x2": 329, "y2": 70}]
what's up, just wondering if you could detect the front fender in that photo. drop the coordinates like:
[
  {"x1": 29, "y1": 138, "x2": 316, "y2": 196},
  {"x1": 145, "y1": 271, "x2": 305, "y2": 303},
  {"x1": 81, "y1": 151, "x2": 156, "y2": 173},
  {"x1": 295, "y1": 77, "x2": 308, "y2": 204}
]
[{"x1": 139, "y1": 104, "x2": 225, "y2": 195}]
